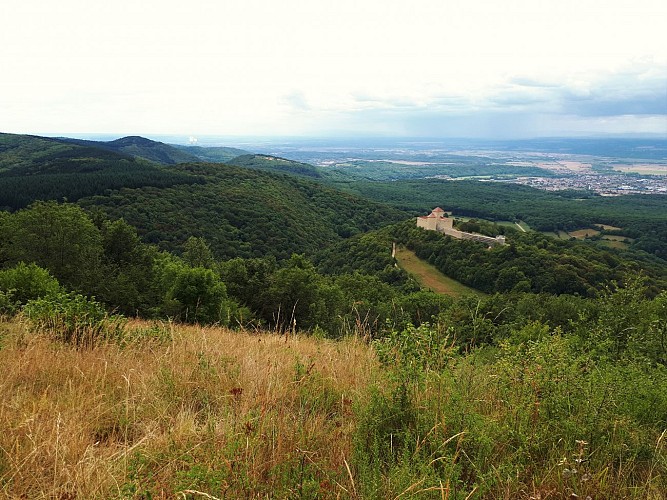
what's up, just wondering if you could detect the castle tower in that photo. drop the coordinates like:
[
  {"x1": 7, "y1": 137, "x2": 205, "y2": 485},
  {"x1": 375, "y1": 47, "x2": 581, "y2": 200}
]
[{"x1": 417, "y1": 207, "x2": 453, "y2": 231}]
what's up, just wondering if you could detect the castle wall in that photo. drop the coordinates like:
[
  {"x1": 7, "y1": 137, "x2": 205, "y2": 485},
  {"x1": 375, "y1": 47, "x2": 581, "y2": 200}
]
[
  {"x1": 442, "y1": 228, "x2": 506, "y2": 247},
  {"x1": 435, "y1": 218, "x2": 453, "y2": 231},
  {"x1": 417, "y1": 208, "x2": 506, "y2": 247},
  {"x1": 416, "y1": 216, "x2": 437, "y2": 230}
]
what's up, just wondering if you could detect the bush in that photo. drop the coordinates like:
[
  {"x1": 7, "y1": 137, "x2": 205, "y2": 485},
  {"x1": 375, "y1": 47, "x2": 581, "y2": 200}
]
[
  {"x1": 0, "y1": 263, "x2": 61, "y2": 314},
  {"x1": 158, "y1": 260, "x2": 245, "y2": 326},
  {"x1": 23, "y1": 291, "x2": 125, "y2": 345}
]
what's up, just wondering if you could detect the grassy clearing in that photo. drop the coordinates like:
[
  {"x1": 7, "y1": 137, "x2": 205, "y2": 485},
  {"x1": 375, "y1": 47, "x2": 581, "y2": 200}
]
[
  {"x1": 595, "y1": 223, "x2": 623, "y2": 231},
  {"x1": 395, "y1": 246, "x2": 483, "y2": 297},
  {"x1": 600, "y1": 235, "x2": 633, "y2": 250},
  {"x1": 514, "y1": 220, "x2": 530, "y2": 232},
  {"x1": 600, "y1": 239, "x2": 631, "y2": 250},
  {"x1": 542, "y1": 230, "x2": 571, "y2": 240},
  {"x1": 569, "y1": 228, "x2": 601, "y2": 239},
  {"x1": 491, "y1": 219, "x2": 528, "y2": 231}
]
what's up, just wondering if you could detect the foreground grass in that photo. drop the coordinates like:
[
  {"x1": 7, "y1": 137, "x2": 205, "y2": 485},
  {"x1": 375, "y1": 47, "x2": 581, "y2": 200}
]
[
  {"x1": 1, "y1": 317, "x2": 665, "y2": 498},
  {"x1": 395, "y1": 246, "x2": 483, "y2": 297},
  {"x1": 0, "y1": 319, "x2": 378, "y2": 498}
]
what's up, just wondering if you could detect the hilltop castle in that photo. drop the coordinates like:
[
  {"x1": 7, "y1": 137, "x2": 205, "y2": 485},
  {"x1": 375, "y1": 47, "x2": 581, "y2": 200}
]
[{"x1": 417, "y1": 207, "x2": 506, "y2": 247}]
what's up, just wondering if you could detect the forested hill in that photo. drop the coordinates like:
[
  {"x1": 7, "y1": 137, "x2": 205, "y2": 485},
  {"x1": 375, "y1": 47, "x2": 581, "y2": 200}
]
[
  {"x1": 227, "y1": 154, "x2": 324, "y2": 178},
  {"x1": 0, "y1": 132, "x2": 133, "y2": 173},
  {"x1": 78, "y1": 163, "x2": 408, "y2": 260},
  {"x1": 0, "y1": 132, "x2": 408, "y2": 260},
  {"x1": 58, "y1": 135, "x2": 201, "y2": 164},
  {"x1": 172, "y1": 144, "x2": 250, "y2": 163},
  {"x1": 0, "y1": 133, "x2": 202, "y2": 210}
]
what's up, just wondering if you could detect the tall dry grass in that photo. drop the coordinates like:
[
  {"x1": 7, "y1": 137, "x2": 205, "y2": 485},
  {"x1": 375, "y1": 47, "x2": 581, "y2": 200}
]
[
  {"x1": 3, "y1": 316, "x2": 665, "y2": 499},
  {"x1": 0, "y1": 318, "x2": 380, "y2": 498}
]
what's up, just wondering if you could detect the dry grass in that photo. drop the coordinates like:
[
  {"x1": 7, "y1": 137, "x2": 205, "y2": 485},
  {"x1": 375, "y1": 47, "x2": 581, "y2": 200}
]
[
  {"x1": 3, "y1": 316, "x2": 664, "y2": 498},
  {"x1": 0, "y1": 318, "x2": 380, "y2": 499}
]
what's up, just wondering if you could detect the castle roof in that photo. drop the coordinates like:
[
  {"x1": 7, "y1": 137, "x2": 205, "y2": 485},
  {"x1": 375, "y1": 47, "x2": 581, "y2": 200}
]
[{"x1": 432, "y1": 207, "x2": 445, "y2": 213}]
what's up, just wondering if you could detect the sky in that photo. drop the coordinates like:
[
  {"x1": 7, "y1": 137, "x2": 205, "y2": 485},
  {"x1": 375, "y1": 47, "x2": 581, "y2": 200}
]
[{"x1": 1, "y1": 0, "x2": 666, "y2": 139}]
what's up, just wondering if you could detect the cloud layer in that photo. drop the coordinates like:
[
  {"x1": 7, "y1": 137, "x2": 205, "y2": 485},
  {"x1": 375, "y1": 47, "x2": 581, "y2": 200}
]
[{"x1": 1, "y1": 0, "x2": 665, "y2": 137}]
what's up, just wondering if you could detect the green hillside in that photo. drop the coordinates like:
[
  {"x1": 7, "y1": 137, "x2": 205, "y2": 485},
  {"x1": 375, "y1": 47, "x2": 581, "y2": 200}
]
[
  {"x1": 0, "y1": 133, "x2": 406, "y2": 261},
  {"x1": 172, "y1": 144, "x2": 250, "y2": 163},
  {"x1": 228, "y1": 154, "x2": 324, "y2": 178},
  {"x1": 0, "y1": 132, "x2": 128, "y2": 173},
  {"x1": 78, "y1": 163, "x2": 408, "y2": 260},
  {"x1": 60, "y1": 136, "x2": 201, "y2": 164},
  {"x1": 0, "y1": 133, "x2": 201, "y2": 210}
]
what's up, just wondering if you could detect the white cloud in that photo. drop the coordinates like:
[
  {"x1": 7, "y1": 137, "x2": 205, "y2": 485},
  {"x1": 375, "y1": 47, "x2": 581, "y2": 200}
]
[{"x1": 1, "y1": 0, "x2": 665, "y2": 136}]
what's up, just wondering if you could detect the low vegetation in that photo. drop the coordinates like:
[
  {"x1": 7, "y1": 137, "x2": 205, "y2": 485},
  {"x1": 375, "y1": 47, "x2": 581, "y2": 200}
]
[
  {"x1": 0, "y1": 319, "x2": 378, "y2": 498},
  {"x1": 2, "y1": 277, "x2": 666, "y2": 498}
]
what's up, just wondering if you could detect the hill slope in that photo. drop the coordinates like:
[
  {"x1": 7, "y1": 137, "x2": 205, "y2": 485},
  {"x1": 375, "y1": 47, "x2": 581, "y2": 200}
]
[
  {"x1": 228, "y1": 154, "x2": 323, "y2": 178},
  {"x1": 0, "y1": 133, "x2": 201, "y2": 209},
  {"x1": 0, "y1": 133, "x2": 406, "y2": 260},
  {"x1": 0, "y1": 132, "x2": 131, "y2": 174},
  {"x1": 60, "y1": 135, "x2": 201, "y2": 164},
  {"x1": 172, "y1": 144, "x2": 250, "y2": 163},
  {"x1": 77, "y1": 163, "x2": 408, "y2": 260}
]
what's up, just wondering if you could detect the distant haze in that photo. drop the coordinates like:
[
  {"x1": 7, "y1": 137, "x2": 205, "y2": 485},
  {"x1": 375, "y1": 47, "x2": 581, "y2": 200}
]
[{"x1": 1, "y1": 0, "x2": 666, "y2": 138}]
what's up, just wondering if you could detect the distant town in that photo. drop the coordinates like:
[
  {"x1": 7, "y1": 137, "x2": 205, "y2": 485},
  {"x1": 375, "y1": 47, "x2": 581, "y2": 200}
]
[
  {"x1": 504, "y1": 172, "x2": 667, "y2": 195},
  {"x1": 242, "y1": 139, "x2": 667, "y2": 197}
]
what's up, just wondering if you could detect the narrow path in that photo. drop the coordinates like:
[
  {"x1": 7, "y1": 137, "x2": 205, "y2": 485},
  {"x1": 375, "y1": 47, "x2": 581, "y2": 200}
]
[{"x1": 515, "y1": 222, "x2": 527, "y2": 232}]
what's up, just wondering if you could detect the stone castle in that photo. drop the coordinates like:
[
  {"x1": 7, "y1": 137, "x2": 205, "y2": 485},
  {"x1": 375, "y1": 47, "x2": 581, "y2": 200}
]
[{"x1": 417, "y1": 207, "x2": 506, "y2": 247}]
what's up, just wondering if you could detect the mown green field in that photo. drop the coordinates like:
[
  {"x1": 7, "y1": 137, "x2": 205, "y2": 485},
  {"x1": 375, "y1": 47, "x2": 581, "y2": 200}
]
[{"x1": 395, "y1": 246, "x2": 483, "y2": 297}]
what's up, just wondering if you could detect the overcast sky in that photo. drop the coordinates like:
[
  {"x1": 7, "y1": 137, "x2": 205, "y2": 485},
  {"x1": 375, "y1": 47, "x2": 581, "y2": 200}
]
[{"x1": 1, "y1": 0, "x2": 666, "y2": 138}]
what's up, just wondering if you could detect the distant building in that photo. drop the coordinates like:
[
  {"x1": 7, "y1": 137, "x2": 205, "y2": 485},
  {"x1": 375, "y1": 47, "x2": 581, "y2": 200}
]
[{"x1": 417, "y1": 207, "x2": 506, "y2": 247}]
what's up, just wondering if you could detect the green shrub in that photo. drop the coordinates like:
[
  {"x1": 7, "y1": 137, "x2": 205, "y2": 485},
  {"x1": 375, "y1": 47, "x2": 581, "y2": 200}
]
[
  {"x1": 0, "y1": 262, "x2": 61, "y2": 314},
  {"x1": 375, "y1": 323, "x2": 455, "y2": 376},
  {"x1": 23, "y1": 291, "x2": 125, "y2": 345},
  {"x1": 0, "y1": 290, "x2": 16, "y2": 316}
]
